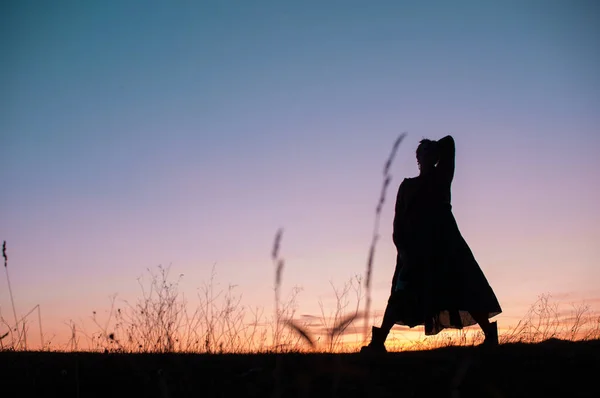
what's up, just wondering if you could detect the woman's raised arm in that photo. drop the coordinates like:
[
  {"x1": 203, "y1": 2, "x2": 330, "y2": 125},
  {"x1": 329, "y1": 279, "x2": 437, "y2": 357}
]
[{"x1": 436, "y1": 135, "x2": 455, "y2": 184}]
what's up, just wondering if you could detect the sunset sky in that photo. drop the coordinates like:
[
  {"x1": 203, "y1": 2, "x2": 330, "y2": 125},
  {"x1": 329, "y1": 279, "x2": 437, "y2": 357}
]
[{"x1": 2, "y1": 1, "x2": 599, "y2": 348}]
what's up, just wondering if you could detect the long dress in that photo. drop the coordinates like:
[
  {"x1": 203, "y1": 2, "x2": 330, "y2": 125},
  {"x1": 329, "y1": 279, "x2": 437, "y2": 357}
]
[{"x1": 389, "y1": 135, "x2": 502, "y2": 335}]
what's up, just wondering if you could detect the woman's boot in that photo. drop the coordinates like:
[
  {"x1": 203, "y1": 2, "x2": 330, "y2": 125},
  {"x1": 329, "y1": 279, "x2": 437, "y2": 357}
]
[
  {"x1": 483, "y1": 321, "x2": 498, "y2": 346},
  {"x1": 360, "y1": 326, "x2": 389, "y2": 353}
]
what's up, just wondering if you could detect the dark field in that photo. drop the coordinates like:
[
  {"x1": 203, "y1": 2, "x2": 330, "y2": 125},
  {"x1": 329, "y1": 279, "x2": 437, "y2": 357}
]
[{"x1": 1, "y1": 339, "x2": 598, "y2": 398}]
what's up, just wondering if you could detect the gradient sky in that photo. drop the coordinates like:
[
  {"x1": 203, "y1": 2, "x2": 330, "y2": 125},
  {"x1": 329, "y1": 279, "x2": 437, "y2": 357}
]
[{"x1": 2, "y1": 1, "x2": 599, "y2": 348}]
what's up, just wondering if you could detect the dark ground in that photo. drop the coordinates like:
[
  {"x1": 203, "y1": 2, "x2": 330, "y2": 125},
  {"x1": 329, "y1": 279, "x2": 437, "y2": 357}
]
[{"x1": 1, "y1": 339, "x2": 598, "y2": 398}]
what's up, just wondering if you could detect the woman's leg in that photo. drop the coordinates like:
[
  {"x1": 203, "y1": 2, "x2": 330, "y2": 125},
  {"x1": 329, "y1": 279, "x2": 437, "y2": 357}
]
[
  {"x1": 380, "y1": 295, "x2": 399, "y2": 335},
  {"x1": 360, "y1": 293, "x2": 398, "y2": 353},
  {"x1": 470, "y1": 311, "x2": 490, "y2": 331},
  {"x1": 470, "y1": 311, "x2": 498, "y2": 345}
]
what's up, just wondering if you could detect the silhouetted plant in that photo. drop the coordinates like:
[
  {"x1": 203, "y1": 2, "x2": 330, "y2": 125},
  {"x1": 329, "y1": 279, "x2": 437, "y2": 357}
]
[
  {"x1": 362, "y1": 133, "x2": 406, "y2": 342},
  {"x1": 0, "y1": 241, "x2": 44, "y2": 351},
  {"x1": 272, "y1": 228, "x2": 284, "y2": 351},
  {"x1": 281, "y1": 276, "x2": 364, "y2": 352}
]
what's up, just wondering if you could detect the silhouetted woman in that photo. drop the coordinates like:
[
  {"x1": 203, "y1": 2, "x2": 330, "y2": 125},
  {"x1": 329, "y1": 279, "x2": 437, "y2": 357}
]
[{"x1": 362, "y1": 135, "x2": 502, "y2": 353}]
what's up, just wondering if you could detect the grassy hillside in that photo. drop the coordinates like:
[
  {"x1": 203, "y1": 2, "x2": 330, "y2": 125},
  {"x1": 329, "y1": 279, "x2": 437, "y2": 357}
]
[{"x1": 1, "y1": 339, "x2": 598, "y2": 398}]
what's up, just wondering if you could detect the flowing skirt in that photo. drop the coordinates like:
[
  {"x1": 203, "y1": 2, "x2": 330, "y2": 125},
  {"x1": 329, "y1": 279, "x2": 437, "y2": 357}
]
[{"x1": 390, "y1": 208, "x2": 502, "y2": 335}]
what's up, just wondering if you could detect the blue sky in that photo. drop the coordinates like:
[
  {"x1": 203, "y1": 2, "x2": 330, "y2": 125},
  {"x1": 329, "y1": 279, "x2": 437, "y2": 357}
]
[{"x1": 1, "y1": 1, "x2": 599, "y2": 347}]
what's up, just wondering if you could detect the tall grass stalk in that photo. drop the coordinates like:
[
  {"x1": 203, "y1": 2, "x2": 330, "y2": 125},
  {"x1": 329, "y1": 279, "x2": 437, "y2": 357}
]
[
  {"x1": 12, "y1": 304, "x2": 44, "y2": 349},
  {"x1": 363, "y1": 133, "x2": 406, "y2": 341},
  {"x1": 272, "y1": 228, "x2": 284, "y2": 351},
  {"x1": 3, "y1": 241, "x2": 22, "y2": 348}
]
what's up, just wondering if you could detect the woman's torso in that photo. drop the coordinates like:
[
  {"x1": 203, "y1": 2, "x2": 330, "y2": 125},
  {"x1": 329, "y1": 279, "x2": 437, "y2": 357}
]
[{"x1": 395, "y1": 171, "x2": 452, "y2": 251}]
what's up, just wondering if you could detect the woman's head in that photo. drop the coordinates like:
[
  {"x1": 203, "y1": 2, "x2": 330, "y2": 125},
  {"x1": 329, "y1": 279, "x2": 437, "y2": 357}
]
[{"x1": 416, "y1": 139, "x2": 439, "y2": 172}]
